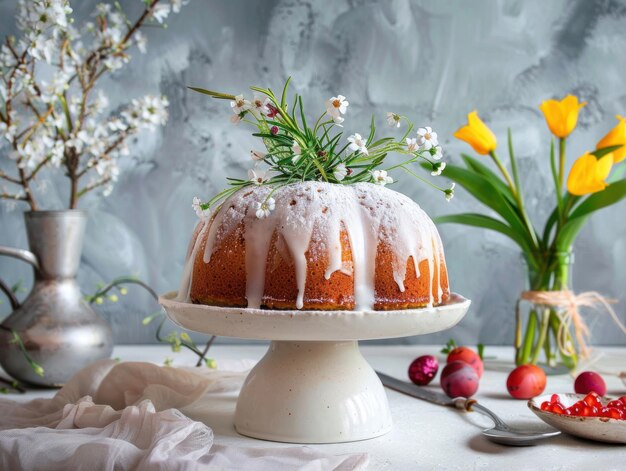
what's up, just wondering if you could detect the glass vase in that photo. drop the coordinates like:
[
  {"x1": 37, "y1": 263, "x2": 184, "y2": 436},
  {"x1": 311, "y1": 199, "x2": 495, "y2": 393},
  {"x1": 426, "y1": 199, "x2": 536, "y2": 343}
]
[{"x1": 515, "y1": 250, "x2": 578, "y2": 372}]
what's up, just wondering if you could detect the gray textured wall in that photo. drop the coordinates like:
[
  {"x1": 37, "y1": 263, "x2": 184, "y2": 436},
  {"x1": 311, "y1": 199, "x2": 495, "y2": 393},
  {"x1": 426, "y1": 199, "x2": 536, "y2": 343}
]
[{"x1": 2, "y1": 0, "x2": 626, "y2": 347}]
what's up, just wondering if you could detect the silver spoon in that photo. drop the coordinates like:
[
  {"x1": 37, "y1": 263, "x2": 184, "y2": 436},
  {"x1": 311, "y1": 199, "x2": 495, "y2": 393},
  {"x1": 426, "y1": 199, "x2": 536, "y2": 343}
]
[
  {"x1": 377, "y1": 371, "x2": 561, "y2": 446},
  {"x1": 463, "y1": 398, "x2": 561, "y2": 446}
]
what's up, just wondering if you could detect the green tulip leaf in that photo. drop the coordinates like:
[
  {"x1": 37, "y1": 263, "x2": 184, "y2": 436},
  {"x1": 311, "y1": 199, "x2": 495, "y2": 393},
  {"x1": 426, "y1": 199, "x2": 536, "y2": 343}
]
[
  {"x1": 436, "y1": 213, "x2": 532, "y2": 253},
  {"x1": 461, "y1": 154, "x2": 516, "y2": 205},
  {"x1": 591, "y1": 145, "x2": 623, "y2": 159},
  {"x1": 556, "y1": 215, "x2": 589, "y2": 252},
  {"x1": 436, "y1": 164, "x2": 534, "y2": 247},
  {"x1": 569, "y1": 178, "x2": 626, "y2": 220}
]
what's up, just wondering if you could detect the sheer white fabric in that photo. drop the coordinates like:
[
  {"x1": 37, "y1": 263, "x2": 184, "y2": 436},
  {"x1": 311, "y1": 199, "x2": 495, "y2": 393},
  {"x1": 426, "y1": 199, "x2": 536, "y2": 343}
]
[{"x1": 0, "y1": 360, "x2": 368, "y2": 471}]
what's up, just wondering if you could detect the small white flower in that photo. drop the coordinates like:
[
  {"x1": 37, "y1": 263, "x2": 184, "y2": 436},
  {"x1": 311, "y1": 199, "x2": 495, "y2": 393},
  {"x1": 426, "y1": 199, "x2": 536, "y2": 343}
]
[
  {"x1": 124, "y1": 95, "x2": 168, "y2": 128},
  {"x1": 152, "y1": 4, "x2": 171, "y2": 23},
  {"x1": 0, "y1": 45, "x2": 14, "y2": 69},
  {"x1": 192, "y1": 196, "x2": 208, "y2": 219},
  {"x1": 386, "y1": 112, "x2": 401, "y2": 128},
  {"x1": 231, "y1": 94, "x2": 251, "y2": 115},
  {"x1": 29, "y1": 34, "x2": 55, "y2": 63},
  {"x1": 445, "y1": 183, "x2": 456, "y2": 202},
  {"x1": 372, "y1": 169, "x2": 393, "y2": 186},
  {"x1": 431, "y1": 161, "x2": 446, "y2": 176},
  {"x1": 91, "y1": 89, "x2": 109, "y2": 114},
  {"x1": 2, "y1": 124, "x2": 17, "y2": 143},
  {"x1": 32, "y1": 1, "x2": 72, "y2": 29},
  {"x1": 248, "y1": 168, "x2": 269, "y2": 185},
  {"x1": 40, "y1": 71, "x2": 71, "y2": 102},
  {"x1": 251, "y1": 94, "x2": 270, "y2": 117},
  {"x1": 135, "y1": 31, "x2": 147, "y2": 53},
  {"x1": 230, "y1": 113, "x2": 242, "y2": 124},
  {"x1": 49, "y1": 140, "x2": 64, "y2": 167},
  {"x1": 432, "y1": 145, "x2": 443, "y2": 160},
  {"x1": 333, "y1": 163, "x2": 348, "y2": 181},
  {"x1": 250, "y1": 150, "x2": 266, "y2": 161},
  {"x1": 108, "y1": 118, "x2": 127, "y2": 132},
  {"x1": 406, "y1": 137, "x2": 419, "y2": 153},
  {"x1": 255, "y1": 197, "x2": 276, "y2": 219},
  {"x1": 331, "y1": 115, "x2": 344, "y2": 126},
  {"x1": 101, "y1": 20, "x2": 124, "y2": 44},
  {"x1": 104, "y1": 55, "x2": 127, "y2": 71},
  {"x1": 291, "y1": 141, "x2": 302, "y2": 163},
  {"x1": 416, "y1": 126, "x2": 438, "y2": 150},
  {"x1": 171, "y1": 0, "x2": 188, "y2": 13},
  {"x1": 96, "y1": 3, "x2": 112, "y2": 16},
  {"x1": 292, "y1": 141, "x2": 302, "y2": 155},
  {"x1": 325, "y1": 95, "x2": 349, "y2": 120},
  {"x1": 95, "y1": 158, "x2": 119, "y2": 182},
  {"x1": 347, "y1": 133, "x2": 368, "y2": 155}
]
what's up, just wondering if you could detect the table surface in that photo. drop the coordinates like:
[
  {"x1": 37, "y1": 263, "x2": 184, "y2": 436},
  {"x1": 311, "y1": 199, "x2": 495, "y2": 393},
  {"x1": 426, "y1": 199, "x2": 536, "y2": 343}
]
[{"x1": 4, "y1": 344, "x2": 626, "y2": 470}]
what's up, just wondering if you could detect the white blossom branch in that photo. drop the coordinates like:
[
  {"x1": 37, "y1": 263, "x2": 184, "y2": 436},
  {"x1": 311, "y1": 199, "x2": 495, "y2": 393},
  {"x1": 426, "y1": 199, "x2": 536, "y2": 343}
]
[
  {"x1": 0, "y1": 0, "x2": 177, "y2": 210},
  {"x1": 0, "y1": 170, "x2": 21, "y2": 185},
  {"x1": 0, "y1": 191, "x2": 26, "y2": 201},
  {"x1": 76, "y1": 176, "x2": 111, "y2": 199}
]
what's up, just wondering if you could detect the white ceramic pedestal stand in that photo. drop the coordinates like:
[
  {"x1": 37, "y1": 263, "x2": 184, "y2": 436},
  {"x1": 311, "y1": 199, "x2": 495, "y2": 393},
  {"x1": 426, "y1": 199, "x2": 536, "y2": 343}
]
[{"x1": 159, "y1": 292, "x2": 470, "y2": 444}]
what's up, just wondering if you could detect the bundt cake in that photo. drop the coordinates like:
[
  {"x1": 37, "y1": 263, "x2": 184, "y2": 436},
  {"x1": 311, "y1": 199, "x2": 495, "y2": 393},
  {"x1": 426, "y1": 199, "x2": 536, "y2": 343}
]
[{"x1": 178, "y1": 181, "x2": 449, "y2": 311}]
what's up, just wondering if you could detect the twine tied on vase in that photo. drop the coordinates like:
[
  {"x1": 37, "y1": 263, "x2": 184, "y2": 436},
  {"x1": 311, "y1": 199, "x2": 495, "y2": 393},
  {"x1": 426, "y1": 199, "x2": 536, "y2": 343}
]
[{"x1": 518, "y1": 290, "x2": 626, "y2": 359}]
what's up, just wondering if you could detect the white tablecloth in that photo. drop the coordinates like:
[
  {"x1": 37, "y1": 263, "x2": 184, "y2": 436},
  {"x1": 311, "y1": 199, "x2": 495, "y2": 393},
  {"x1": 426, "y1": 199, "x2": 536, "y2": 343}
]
[{"x1": 4, "y1": 345, "x2": 626, "y2": 470}]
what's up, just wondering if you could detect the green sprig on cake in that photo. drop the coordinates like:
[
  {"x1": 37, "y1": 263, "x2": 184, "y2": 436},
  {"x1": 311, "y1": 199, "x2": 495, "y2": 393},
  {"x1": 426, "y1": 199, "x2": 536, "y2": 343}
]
[{"x1": 189, "y1": 78, "x2": 452, "y2": 218}]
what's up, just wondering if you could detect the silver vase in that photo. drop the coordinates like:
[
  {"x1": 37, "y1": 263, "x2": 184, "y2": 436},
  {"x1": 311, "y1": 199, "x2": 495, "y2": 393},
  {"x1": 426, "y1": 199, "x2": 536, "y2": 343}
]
[{"x1": 0, "y1": 210, "x2": 113, "y2": 387}]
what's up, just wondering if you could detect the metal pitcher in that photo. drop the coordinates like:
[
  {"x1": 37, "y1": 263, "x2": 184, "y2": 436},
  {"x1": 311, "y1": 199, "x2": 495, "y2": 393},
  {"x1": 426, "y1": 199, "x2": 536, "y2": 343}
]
[{"x1": 0, "y1": 210, "x2": 113, "y2": 387}]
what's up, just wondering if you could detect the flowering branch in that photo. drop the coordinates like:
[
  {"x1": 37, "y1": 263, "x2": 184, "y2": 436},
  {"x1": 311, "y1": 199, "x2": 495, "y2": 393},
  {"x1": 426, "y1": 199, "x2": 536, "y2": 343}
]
[
  {"x1": 0, "y1": 0, "x2": 185, "y2": 210},
  {"x1": 0, "y1": 170, "x2": 21, "y2": 185},
  {"x1": 0, "y1": 190, "x2": 26, "y2": 201}
]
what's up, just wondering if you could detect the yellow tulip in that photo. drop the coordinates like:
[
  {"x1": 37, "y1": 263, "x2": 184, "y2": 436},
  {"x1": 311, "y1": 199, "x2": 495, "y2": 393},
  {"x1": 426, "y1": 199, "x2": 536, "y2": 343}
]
[
  {"x1": 453, "y1": 111, "x2": 497, "y2": 155},
  {"x1": 566, "y1": 152, "x2": 613, "y2": 196},
  {"x1": 596, "y1": 115, "x2": 626, "y2": 163},
  {"x1": 539, "y1": 95, "x2": 586, "y2": 138}
]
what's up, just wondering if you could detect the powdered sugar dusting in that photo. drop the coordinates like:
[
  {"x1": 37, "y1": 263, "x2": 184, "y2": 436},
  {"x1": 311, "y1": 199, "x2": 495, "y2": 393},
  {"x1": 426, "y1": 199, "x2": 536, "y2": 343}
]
[{"x1": 179, "y1": 182, "x2": 445, "y2": 310}]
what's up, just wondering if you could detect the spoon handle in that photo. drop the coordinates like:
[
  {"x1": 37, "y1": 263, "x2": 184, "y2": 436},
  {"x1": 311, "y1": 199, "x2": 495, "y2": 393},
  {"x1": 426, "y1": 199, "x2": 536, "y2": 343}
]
[{"x1": 453, "y1": 397, "x2": 509, "y2": 429}]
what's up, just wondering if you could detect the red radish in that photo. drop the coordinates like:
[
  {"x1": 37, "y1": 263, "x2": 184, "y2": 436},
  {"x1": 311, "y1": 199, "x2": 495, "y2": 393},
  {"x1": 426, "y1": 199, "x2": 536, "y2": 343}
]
[
  {"x1": 506, "y1": 364, "x2": 546, "y2": 399},
  {"x1": 408, "y1": 355, "x2": 439, "y2": 386},
  {"x1": 447, "y1": 347, "x2": 483, "y2": 378},
  {"x1": 574, "y1": 371, "x2": 606, "y2": 396},
  {"x1": 440, "y1": 360, "x2": 479, "y2": 398}
]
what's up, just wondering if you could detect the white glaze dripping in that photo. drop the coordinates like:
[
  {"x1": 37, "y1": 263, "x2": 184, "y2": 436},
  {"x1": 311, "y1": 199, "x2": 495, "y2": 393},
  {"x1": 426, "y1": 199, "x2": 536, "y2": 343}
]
[{"x1": 178, "y1": 181, "x2": 446, "y2": 310}]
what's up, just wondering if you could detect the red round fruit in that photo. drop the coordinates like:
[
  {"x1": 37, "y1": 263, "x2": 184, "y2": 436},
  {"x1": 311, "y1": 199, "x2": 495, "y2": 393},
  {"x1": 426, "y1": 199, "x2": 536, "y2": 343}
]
[
  {"x1": 574, "y1": 371, "x2": 606, "y2": 396},
  {"x1": 440, "y1": 360, "x2": 479, "y2": 398},
  {"x1": 408, "y1": 355, "x2": 439, "y2": 386},
  {"x1": 506, "y1": 364, "x2": 547, "y2": 399},
  {"x1": 447, "y1": 347, "x2": 483, "y2": 378}
]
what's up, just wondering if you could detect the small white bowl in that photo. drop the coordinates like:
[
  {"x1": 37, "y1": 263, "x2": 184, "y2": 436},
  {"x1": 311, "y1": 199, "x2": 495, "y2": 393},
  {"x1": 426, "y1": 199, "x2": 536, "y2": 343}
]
[{"x1": 528, "y1": 393, "x2": 626, "y2": 444}]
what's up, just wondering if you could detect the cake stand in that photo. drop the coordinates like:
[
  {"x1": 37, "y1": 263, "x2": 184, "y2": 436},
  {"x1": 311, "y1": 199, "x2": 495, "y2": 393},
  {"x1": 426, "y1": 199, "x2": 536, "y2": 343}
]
[{"x1": 159, "y1": 292, "x2": 471, "y2": 444}]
